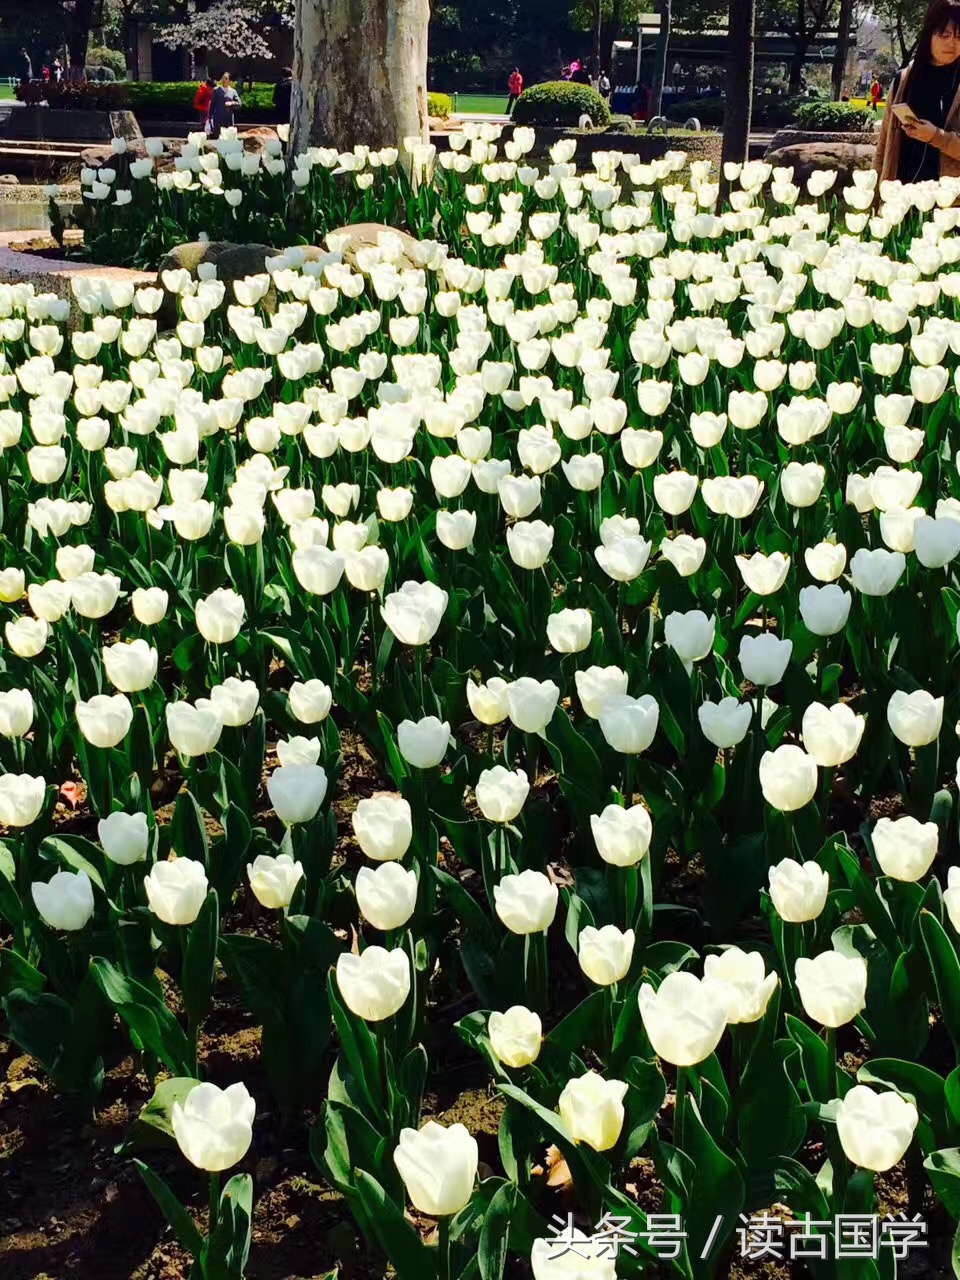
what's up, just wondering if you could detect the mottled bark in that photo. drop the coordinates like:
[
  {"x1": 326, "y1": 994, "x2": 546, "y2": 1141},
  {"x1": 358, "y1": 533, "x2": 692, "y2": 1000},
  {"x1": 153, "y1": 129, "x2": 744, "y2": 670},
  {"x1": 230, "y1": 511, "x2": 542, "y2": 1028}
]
[
  {"x1": 291, "y1": 0, "x2": 429, "y2": 155},
  {"x1": 721, "y1": 0, "x2": 756, "y2": 172}
]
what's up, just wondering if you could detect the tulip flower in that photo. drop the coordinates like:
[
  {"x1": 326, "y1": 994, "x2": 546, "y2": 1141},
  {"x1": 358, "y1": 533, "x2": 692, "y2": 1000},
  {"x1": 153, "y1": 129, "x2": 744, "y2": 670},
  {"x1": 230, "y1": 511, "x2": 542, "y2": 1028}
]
[
  {"x1": 353, "y1": 794, "x2": 413, "y2": 861},
  {"x1": 590, "y1": 802, "x2": 652, "y2": 866},
  {"x1": 267, "y1": 764, "x2": 328, "y2": 825},
  {"x1": 698, "y1": 696, "x2": 752, "y2": 748},
  {"x1": 663, "y1": 610, "x2": 715, "y2": 670},
  {"x1": 768, "y1": 859, "x2": 829, "y2": 923},
  {"x1": 247, "y1": 853, "x2": 304, "y2": 909},
  {"x1": 739, "y1": 633, "x2": 792, "y2": 687},
  {"x1": 0, "y1": 774, "x2": 46, "y2": 827},
  {"x1": 336, "y1": 946, "x2": 410, "y2": 1021},
  {"x1": 794, "y1": 949, "x2": 867, "y2": 1027},
  {"x1": 836, "y1": 1086, "x2": 919, "y2": 1172},
  {"x1": 172, "y1": 1081, "x2": 255, "y2": 1171},
  {"x1": 703, "y1": 947, "x2": 778, "y2": 1024},
  {"x1": 804, "y1": 541, "x2": 847, "y2": 583},
  {"x1": 599, "y1": 694, "x2": 659, "y2": 754},
  {"x1": 32, "y1": 869, "x2": 95, "y2": 931},
  {"x1": 531, "y1": 1232, "x2": 617, "y2": 1280},
  {"x1": 0, "y1": 689, "x2": 34, "y2": 738},
  {"x1": 166, "y1": 700, "x2": 223, "y2": 758},
  {"x1": 132, "y1": 586, "x2": 169, "y2": 624},
  {"x1": 99, "y1": 811, "x2": 149, "y2": 865},
  {"x1": 394, "y1": 1120, "x2": 478, "y2": 1215},
  {"x1": 195, "y1": 587, "x2": 245, "y2": 644},
  {"x1": 801, "y1": 702, "x2": 865, "y2": 767},
  {"x1": 397, "y1": 716, "x2": 450, "y2": 768},
  {"x1": 872, "y1": 815, "x2": 938, "y2": 882},
  {"x1": 546, "y1": 608, "x2": 592, "y2": 653},
  {"x1": 488, "y1": 1005, "x2": 543, "y2": 1068},
  {"x1": 288, "y1": 680, "x2": 333, "y2": 724},
  {"x1": 76, "y1": 693, "x2": 133, "y2": 749},
  {"x1": 575, "y1": 666, "x2": 629, "y2": 719},
  {"x1": 887, "y1": 689, "x2": 943, "y2": 748},
  {"x1": 355, "y1": 862, "x2": 418, "y2": 930},
  {"x1": 558, "y1": 1071, "x2": 628, "y2": 1151},
  {"x1": 759, "y1": 745, "x2": 818, "y2": 811},
  {"x1": 505, "y1": 678, "x2": 559, "y2": 734},
  {"x1": 638, "y1": 970, "x2": 727, "y2": 1066},
  {"x1": 381, "y1": 581, "x2": 448, "y2": 645},
  {"x1": 145, "y1": 857, "x2": 209, "y2": 926},
  {"x1": 578, "y1": 925, "x2": 635, "y2": 986},
  {"x1": 494, "y1": 869, "x2": 558, "y2": 935},
  {"x1": 102, "y1": 639, "x2": 158, "y2": 692}
]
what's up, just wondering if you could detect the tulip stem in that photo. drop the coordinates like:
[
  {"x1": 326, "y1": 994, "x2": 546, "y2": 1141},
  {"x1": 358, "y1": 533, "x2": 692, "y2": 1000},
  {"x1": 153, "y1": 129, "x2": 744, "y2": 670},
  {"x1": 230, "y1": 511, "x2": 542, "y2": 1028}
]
[
  {"x1": 438, "y1": 1212, "x2": 451, "y2": 1280},
  {"x1": 824, "y1": 1025, "x2": 838, "y2": 1100},
  {"x1": 208, "y1": 1171, "x2": 220, "y2": 1236},
  {"x1": 818, "y1": 767, "x2": 834, "y2": 838}
]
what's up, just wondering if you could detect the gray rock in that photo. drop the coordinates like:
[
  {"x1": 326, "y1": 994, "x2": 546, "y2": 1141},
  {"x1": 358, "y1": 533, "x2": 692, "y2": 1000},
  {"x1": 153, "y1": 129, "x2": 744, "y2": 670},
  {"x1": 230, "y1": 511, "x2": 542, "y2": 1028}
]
[
  {"x1": 0, "y1": 174, "x2": 19, "y2": 185},
  {"x1": 763, "y1": 140, "x2": 876, "y2": 189},
  {"x1": 324, "y1": 222, "x2": 421, "y2": 269}
]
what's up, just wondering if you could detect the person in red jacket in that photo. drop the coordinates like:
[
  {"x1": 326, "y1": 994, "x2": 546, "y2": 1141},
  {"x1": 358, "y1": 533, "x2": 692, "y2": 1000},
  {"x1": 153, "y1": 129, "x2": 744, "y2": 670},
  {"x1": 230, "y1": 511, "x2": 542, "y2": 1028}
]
[
  {"x1": 194, "y1": 78, "x2": 215, "y2": 129},
  {"x1": 507, "y1": 68, "x2": 523, "y2": 114}
]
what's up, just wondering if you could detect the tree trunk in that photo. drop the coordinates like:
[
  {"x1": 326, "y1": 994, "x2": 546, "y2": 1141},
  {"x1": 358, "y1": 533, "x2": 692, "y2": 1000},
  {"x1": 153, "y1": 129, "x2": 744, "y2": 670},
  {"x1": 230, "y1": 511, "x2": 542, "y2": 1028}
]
[
  {"x1": 648, "y1": 0, "x2": 672, "y2": 118},
  {"x1": 788, "y1": 41, "x2": 808, "y2": 93},
  {"x1": 67, "y1": 0, "x2": 96, "y2": 78},
  {"x1": 291, "y1": 0, "x2": 429, "y2": 155},
  {"x1": 831, "y1": 0, "x2": 855, "y2": 98},
  {"x1": 606, "y1": 0, "x2": 625, "y2": 78},
  {"x1": 721, "y1": 0, "x2": 756, "y2": 171}
]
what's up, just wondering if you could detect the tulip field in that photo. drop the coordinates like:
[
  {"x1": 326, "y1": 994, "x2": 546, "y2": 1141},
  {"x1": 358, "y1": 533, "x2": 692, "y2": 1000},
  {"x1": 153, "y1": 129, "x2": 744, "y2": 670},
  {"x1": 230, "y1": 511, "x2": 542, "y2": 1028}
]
[{"x1": 7, "y1": 123, "x2": 960, "y2": 1279}]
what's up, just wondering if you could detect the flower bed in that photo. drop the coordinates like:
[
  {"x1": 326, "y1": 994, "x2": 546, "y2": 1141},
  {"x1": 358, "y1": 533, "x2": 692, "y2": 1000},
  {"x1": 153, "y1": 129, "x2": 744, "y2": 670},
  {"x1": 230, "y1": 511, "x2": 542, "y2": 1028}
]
[{"x1": 4, "y1": 122, "x2": 960, "y2": 1278}]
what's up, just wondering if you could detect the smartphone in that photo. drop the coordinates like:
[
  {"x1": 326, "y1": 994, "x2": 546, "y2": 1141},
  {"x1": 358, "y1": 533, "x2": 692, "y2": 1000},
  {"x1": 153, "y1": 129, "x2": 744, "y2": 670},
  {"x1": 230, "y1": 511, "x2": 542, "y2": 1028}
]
[{"x1": 892, "y1": 103, "x2": 920, "y2": 125}]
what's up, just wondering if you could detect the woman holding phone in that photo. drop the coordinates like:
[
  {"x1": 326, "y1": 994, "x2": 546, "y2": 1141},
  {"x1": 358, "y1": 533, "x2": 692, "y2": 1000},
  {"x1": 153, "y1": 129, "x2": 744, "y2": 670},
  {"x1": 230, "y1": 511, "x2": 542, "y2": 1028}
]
[{"x1": 874, "y1": 0, "x2": 960, "y2": 183}]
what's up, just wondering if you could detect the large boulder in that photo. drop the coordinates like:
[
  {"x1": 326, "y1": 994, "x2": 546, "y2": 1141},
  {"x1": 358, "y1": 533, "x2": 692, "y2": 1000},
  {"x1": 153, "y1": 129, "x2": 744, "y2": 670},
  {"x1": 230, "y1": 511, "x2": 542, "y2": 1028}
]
[
  {"x1": 158, "y1": 239, "x2": 282, "y2": 281},
  {"x1": 763, "y1": 139, "x2": 876, "y2": 189},
  {"x1": 324, "y1": 222, "x2": 421, "y2": 269}
]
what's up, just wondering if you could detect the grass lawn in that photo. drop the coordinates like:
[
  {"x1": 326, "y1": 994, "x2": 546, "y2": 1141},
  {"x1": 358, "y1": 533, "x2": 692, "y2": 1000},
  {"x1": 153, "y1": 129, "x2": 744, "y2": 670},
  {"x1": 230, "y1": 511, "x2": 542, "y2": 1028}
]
[
  {"x1": 0, "y1": 85, "x2": 15, "y2": 101},
  {"x1": 451, "y1": 93, "x2": 510, "y2": 115}
]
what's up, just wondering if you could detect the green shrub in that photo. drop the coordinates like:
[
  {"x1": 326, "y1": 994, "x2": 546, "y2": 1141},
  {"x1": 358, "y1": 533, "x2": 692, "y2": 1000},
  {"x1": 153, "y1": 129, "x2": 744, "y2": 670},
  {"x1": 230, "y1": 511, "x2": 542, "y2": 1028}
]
[
  {"x1": 87, "y1": 45, "x2": 128, "y2": 78},
  {"x1": 792, "y1": 100, "x2": 873, "y2": 132},
  {"x1": 15, "y1": 80, "x2": 131, "y2": 110},
  {"x1": 428, "y1": 91, "x2": 453, "y2": 119},
  {"x1": 126, "y1": 81, "x2": 275, "y2": 114},
  {"x1": 512, "y1": 80, "x2": 611, "y2": 128},
  {"x1": 664, "y1": 93, "x2": 810, "y2": 129},
  {"x1": 84, "y1": 66, "x2": 117, "y2": 82}
]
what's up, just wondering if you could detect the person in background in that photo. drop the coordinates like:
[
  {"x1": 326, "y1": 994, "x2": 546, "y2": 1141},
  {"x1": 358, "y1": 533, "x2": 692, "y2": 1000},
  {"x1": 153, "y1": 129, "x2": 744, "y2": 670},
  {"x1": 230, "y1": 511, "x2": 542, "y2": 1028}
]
[
  {"x1": 869, "y1": 74, "x2": 883, "y2": 110},
  {"x1": 51, "y1": 57, "x2": 62, "y2": 83},
  {"x1": 506, "y1": 67, "x2": 523, "y2": 114},
  {"x1": 208, "y1": 72, "x2": 242, "y2": 139},
  {"x1": 598, "y1": 68, "x2": 612, "y2": 99},
  {"x1": 273, "y1": 66, "x2": 293, "y2": 121},
  {"x1": 875, "y1": 0, "x2": 960, "y2": 183},
  {"x1": 570, "y1": 61, "x2": 591, "y2": 85},
  {"x1": 194, "y1": 77, "x2": 215, "y2": 129},
  {"x1": 19, "y1": 48, "x2": 32, "y2": 85}
]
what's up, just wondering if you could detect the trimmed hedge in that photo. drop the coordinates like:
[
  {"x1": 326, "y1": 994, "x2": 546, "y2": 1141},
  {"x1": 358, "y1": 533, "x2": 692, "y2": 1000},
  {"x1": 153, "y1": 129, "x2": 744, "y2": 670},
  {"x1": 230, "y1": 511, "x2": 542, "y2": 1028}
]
[
  {"x1": 665, "y1": 94, "x2": 813, "y2": 129},
  {"x1": 15, "y1": 80, "x2": 131, "y2": 110},
  {"x1": 125, "y1": 81, "x2": 275, "y2": 112},
  {"x1": 512, "y1": 80, "x2": 611, "y2": 128},
  {"x1": 792, "y1": 100, "x2": 873, "y2": 132},
  {"x1": 428, "y1": 91, "x2": 453, "y2": 119}
]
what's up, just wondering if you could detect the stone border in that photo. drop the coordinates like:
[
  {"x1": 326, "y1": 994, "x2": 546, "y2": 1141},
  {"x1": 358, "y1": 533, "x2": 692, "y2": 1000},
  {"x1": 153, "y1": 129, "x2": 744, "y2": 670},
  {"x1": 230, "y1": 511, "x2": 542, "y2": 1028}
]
[{"x1": 0, "y1": 237, "x2": 151, "y2": 327}]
